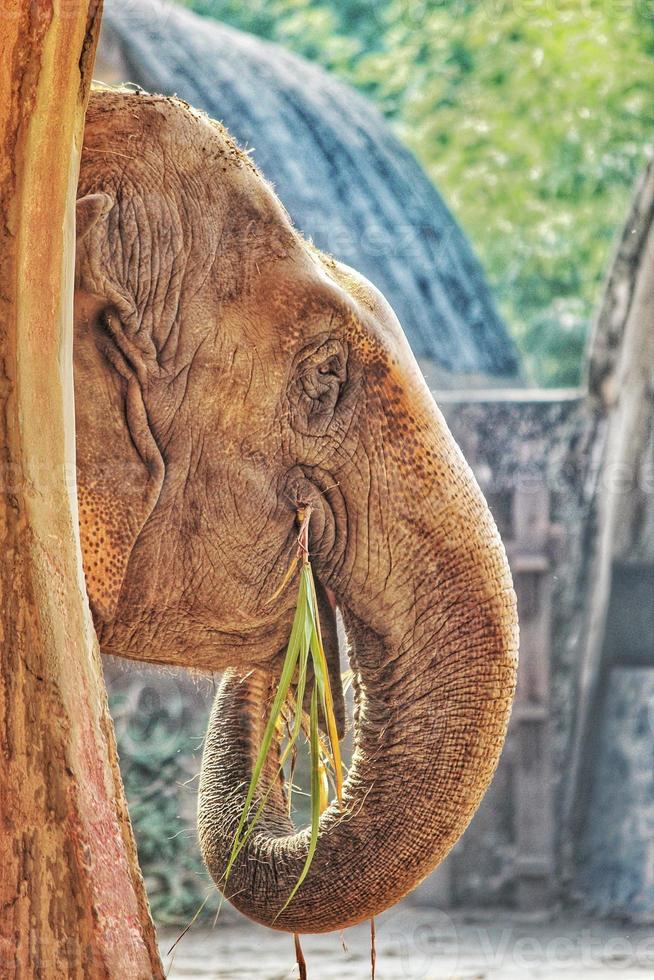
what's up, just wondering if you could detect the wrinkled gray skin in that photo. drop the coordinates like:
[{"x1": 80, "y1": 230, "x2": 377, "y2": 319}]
[{"x1": 75, "y1": 89, "x2": 518, "y2": 935}]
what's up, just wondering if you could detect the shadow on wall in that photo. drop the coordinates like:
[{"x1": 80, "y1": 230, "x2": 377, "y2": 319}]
[{"x1": 578, "y1": 563, "x2": 654, "y2": 920}]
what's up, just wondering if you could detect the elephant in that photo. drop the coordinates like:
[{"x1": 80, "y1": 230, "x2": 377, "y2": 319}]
[{"x1": 74, "y1": 88, "x2": 518, "y2": 935}]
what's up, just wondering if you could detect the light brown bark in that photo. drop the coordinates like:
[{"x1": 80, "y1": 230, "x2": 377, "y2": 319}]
[{"x1": 0, "y1": 4, "x2": 162, "y2": 977}]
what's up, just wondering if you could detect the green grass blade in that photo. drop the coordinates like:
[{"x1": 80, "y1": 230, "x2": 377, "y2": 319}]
[
  {"x1": 222, "y1": 582, "x2": 307, "y2": 887},
  {"x1": 275, "y1": 684, "x2": 321, "y2": 918},
  {"x1": 304, "y1": 565, "x2": 344, "y2": 805},
  {"x1": 282, "y1": 643, "x2": 309, "y2": 815}
]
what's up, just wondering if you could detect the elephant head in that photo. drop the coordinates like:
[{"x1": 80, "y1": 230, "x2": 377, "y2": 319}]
[{"x1": 75, "y1": 89, "x2": 518, "y2": 934}]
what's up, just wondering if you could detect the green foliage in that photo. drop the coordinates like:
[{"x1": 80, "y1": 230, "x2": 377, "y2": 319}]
[
  {"x1": 109, "y1": 676, "x2": 217, "y2": 925},
  {"x1": 180, "y1": 0, "x2": 654, "y2": 385}
]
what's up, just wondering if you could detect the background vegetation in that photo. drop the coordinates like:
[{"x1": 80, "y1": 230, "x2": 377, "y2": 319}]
[{"x1": 182, "y1": 0, "x2": 654, "y2": 385}]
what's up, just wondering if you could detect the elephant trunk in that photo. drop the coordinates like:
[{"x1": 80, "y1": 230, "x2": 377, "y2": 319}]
[{"x1": 198, "y1": 384, "x2": 518, "y2": 933}]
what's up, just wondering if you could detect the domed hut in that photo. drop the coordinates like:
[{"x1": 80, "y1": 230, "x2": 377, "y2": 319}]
[{"x1": 95, "y1": 0, "x2": 520, "y2": 388}]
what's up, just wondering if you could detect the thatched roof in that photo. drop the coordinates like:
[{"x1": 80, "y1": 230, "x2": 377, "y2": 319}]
[{"x1": 96, "y1": 0, "x2": 520, "y2": 383}]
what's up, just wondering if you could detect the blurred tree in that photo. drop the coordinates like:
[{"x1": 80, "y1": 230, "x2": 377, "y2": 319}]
[{"x1": 182, "y1": 0, "x2": 654, "y2": 385}]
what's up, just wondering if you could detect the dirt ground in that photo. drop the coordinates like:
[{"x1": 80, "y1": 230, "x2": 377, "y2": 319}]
[{"x1": 158, "y1": 905, "x2": 654, "y2": 979}]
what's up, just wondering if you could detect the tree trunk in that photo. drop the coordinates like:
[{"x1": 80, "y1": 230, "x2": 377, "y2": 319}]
[
  {"x1": 0, "y1": 4, "x2": 163, "y2": 977},
  {"x1": 563, "y1": 154, "x2": 654, "y2": 840}
]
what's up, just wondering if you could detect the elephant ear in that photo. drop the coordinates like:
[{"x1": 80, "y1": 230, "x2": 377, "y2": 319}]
[
  {"x1": 75, "y1": 193, "x2": 164, "y2": 623},
  {"x1": 76, "y1": 191, "x2": 113, "y2": 242}
]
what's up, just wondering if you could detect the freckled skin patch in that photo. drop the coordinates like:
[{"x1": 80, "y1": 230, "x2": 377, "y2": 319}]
[
  {"x1": 75, "y1": 88, "x2": 518, "y2": 935},
  {"x1": 78, "y1": 485, "x2": 132, "y2": 621}
]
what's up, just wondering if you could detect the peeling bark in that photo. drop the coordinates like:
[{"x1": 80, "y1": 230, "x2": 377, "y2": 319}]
[{"x1": 0, "y1": 4, "x2": 162, "y2": 977}]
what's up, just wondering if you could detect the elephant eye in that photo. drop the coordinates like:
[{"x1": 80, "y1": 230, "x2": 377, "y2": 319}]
[
  {"x1": 293, "y1": 338, "x2": 347, "y2": 433},
  {"x1": 299, "y1": 342, "x2": 346, "y2": 402}
]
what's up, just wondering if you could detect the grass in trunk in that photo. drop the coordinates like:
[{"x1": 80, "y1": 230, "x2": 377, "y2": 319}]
[{"x1": 222, "y1": 507, "x2": 344, "y2": 918}]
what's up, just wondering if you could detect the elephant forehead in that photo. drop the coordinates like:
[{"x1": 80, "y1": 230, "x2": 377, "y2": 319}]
[
  {"x1": 83, "y1": 89, "x2": 255, "y2": 180},
  {"x1": 80, "y1": 89, "x2": 291, "y2": 247},
  {"x1": 78, "y1": 90, "x2": 301, "y2": 358}
]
